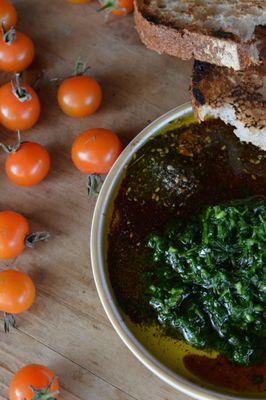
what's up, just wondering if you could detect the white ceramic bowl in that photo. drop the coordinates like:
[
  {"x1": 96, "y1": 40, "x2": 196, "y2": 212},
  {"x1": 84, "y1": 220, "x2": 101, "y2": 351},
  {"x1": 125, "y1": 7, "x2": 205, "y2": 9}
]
[{"x1": 90, "y1": 103, "x2": 259, "y2": 400}]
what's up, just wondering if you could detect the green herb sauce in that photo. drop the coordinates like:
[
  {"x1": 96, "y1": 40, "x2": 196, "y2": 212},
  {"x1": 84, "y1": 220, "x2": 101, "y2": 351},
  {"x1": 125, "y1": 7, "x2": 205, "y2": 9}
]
[{"x1": 146, "y1": 198, "x2": 266, "y2": 366}]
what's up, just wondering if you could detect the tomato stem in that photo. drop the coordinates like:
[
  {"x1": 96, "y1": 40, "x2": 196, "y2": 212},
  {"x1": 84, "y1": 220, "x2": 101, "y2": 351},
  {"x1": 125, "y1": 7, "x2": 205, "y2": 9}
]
[
  {"x1": 4, "y1": 312, "x2": 16, "y2": 333},
  {"x1": 72, "y1": 57, "x2": 90, "y2": 76},
  {"x1": 97, "y1": 0, "x2": 125, "y2": 12},
  {"x1": 25, "y1": 232, "x2": 50, "y2": 248},
  {"x1": 72, "y1": 56, "x2": 83, "y2": 76},
  {"x1": 97, "y1": 2, "x2": 114, "y2": 11},
  {"x1": 39, "y1": 390, "x2": 60, "y2": 400},
  {"x1": 30, "y1": 375, "x2": 60, "y2": 400},
  {"x1": 11, "y1": 73, "x2": 32, "y2": 102},
  {"x1": 88, "y1": 174, "x2": 102, "y2": 196},
  {"x1": 0, "y1": 130, "x2": 21, "y2": 154},
  {"x1": 15, "y1": 73, "x2": 23, "y2": 97},
  {"x1": 2, "y1": 26, "x2": 16, "y2": 44},
  {"x1": 1, "y1": 22, "x2": 6, "y2": 35}
]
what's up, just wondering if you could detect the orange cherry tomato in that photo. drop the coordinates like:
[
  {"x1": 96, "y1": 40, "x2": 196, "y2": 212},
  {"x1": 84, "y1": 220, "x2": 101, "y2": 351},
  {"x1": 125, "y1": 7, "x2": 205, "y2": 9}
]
[
  {"x1": 111, "y1": 0, "x2": 134, "y2": 15},
  {"x1": 0, "y1": 82, "x2": 40, "y2": 131},
  {"x1": 0, "y1": 30, "x2": 35, "y2": 73},
  {"x1": 0, "y1": 0, "x2": 17, "y2": 30},
  {"x1": 100, "y1": 0, "x2": 133, "y2": 15},
  {"x1": 71, "y1": 128, "x2": 122, "y2": 174},
  {"x1": 10, "y1": 364, "x2": 59, "y2": 400},
  {"x1": 0, "y1": 269, "x2": 35, "y2": 314},
  {"x1": 5, "y1": 142, "x2": 50, "y2": 186},
  {"x1": 57, "y1": 75, "x2": 102, "y2": 118},
  {"x1": 0, "y1": 211, "x2": 29, "y2": 259}
]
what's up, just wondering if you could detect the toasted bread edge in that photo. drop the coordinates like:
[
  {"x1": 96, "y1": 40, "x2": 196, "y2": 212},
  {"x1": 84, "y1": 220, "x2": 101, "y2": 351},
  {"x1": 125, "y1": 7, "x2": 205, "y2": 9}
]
[
  {"x1": 134, "y1": 0, "x2": 258, "y2": 71},
  {"x1": 190, "y1": 61, "x2": 266, "y2": 150}
]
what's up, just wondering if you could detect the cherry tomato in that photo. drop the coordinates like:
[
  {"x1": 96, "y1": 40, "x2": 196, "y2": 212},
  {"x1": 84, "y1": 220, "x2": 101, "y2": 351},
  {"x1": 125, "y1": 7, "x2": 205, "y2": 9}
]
[
  {"x1": 10, "y1": 364, "x2": 59, "y2": 400},
  {"x1": 100, "y1": 0, "x2": 133, "y2": 15},
  {"x1": 0, "y1": 0, "x2": 17, "y2": 31},
  {"x1": 0, "y1": 82, "x2": 40, "y2": 131},
  {"x1": 0, "y1": 269, "x2": 35, "y2": 314},
  {"x1": 0, "y1": 211, "x2": 29, "y2": 259},
  {"x1": 57, "y1": 75, "x2": 102, "y2": 118},
  {"x1": 71, "y1": 128, "x2": 122, "y2": 174},
  {"x1": 5, "y1": 142, "x2": 50, "y2": 186},
  {"x1": 0, "y1": 30, "x2": 35, "y2": 73}
]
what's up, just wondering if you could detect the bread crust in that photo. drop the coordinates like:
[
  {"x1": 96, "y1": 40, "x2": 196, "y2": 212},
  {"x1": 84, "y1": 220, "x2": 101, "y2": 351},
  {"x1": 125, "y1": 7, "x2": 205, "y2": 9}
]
[
  {"x1": 190, "y1": 60, "x2": 266, "y2": 149},
  {"x1": 134, "y1": 0, "x2": 261, "y2": 70}
]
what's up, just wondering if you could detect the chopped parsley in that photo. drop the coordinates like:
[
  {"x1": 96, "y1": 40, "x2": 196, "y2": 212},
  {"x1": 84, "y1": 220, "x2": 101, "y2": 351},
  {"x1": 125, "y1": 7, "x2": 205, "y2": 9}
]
[{"x1": 146, "y1": 198, "x2": 266, "y2": 366}]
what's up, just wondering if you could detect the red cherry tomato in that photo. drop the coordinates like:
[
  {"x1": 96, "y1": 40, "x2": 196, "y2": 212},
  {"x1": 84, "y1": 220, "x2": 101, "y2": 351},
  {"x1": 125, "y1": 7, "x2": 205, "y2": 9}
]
[
  {"x1": 71, "y1": 128, "x2": 122, "y2": 174},
  {"x1": 100, "y1": 0, "x2": 133, "y2": 15},
  {"x1": 9, "y1": 365, "x2": 59, "y2": 400},
  {"x1": 0, "y1": 269, "x2": 36, "y2": 314},
  {"x1": 57, "y1": 75, "x2": 102, "y2": 118},
  {"x1": 0, "y1": 82, "x2": 40, "y2": 131},
  {"x1": 0, "y1": 0, "x2": 17, "y2": 30},
  {"x1": 0, "y1": 211, "x2": 29, "y2": 259},
  {"x1": 5, "y1": 142, "x2": 50, "y2": 186},
  {"x1": 0, "y1": 30, "x2": 35, "y2": 73}
]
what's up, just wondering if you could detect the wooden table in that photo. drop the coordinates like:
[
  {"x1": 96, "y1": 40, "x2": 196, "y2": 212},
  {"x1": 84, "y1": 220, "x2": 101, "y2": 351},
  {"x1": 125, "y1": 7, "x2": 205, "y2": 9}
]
[{"x1": 0, "y1": 1, "x2": 193, "y2": 399}]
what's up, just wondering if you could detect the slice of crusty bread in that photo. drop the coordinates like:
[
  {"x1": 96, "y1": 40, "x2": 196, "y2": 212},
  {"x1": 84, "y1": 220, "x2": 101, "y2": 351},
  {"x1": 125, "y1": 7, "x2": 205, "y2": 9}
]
[
  {"x1": 134, "y1": 0, "x2": 266, "y2": 70},
  {"x1": 191, "y1": 55, "x2": 266, "y2": 150}
]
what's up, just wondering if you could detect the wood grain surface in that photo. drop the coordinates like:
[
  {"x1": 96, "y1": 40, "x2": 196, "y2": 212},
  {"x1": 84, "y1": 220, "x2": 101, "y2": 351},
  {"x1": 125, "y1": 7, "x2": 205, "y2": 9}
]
[{"x1": 0, "y1": 1, "x2": 193, "y2": 399}]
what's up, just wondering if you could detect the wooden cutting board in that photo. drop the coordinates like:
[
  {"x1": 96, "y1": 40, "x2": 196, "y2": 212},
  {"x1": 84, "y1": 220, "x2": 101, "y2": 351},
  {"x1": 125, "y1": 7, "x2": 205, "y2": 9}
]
[{"x1": 0, "y1": 1, "x2": 193, "y2": 399}]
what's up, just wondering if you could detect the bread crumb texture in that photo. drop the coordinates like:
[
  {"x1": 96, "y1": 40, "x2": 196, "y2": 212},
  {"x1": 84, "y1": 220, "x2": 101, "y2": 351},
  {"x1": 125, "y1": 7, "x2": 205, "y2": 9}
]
[{"x1": 191, "y1": 60, "x2": 266, "y2": 150}]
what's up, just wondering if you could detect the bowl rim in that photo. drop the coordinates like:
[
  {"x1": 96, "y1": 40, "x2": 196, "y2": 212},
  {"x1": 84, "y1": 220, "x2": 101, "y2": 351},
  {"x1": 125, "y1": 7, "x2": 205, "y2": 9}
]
[{"x1": 90, "y1": 103, "x2": 262, "y2": 400}]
